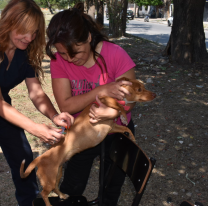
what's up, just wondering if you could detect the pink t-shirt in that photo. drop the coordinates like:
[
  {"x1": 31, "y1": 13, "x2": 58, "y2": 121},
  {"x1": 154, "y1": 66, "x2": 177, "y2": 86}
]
[{"x1": 50, "y1": 41, "x2": 136, "y2": 125}]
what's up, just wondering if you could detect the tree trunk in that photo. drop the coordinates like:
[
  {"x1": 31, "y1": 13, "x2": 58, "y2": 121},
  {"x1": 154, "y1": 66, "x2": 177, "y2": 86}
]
[
  {"x1": 164, "y1": 0, "x2": 208, "y2": 64},
  {"x1": 166, "y1": 1, "x2": 170, "y2": 18},
  {"x1": 107, "y1": 0, "x2": 123, "y2": 37},
  {"x1": 84, "y1": 1, "x2": 87, "y2": 12},
  {"x1": 121, "y1": 0, "x2": 128, "y2": 36},
  {"x1": 46, "y1": 0, "x2": 54, "y2": 14},
  {"x1": 134, "y1": 3, "x2": 137, "y2": 17},
  {"x1": 163, "y1": 34, "x2": 171, "y2": 56},
  {"x1": 87, "y1": 0, "x2": 95, "y2": 20},
  {"x1": 96, "y1": 0, "x2": 104, "y2": 27}
]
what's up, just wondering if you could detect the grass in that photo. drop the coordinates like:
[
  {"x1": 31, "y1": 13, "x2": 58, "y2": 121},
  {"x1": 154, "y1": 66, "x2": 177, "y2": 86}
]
[{"x1": 1, "y1": 11, "x2": 208, "y2": 206}]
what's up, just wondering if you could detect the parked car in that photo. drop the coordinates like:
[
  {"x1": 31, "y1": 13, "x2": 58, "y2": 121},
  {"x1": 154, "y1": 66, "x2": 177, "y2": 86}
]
[
  {"x1": 127, "y1": 10, "x2": 134, "y2": 20},
  {"x1": 168, "y1": 16, "x2": 173, "y2": 26}
]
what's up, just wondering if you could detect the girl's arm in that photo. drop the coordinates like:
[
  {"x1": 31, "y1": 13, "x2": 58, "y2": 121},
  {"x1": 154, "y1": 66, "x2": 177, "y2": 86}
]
[
  {"x1": 52, "y1": 76, "x2": 133, "y2": 115},
  {"x1": 0, "y1": 86, "x2": 64, "y2": 144},
  {"x1": 25, "y1": 77, "x2": 74, "y2": 128},
  {"x1": 0, "y1": 86, "x2": 36, "y2": 130}
]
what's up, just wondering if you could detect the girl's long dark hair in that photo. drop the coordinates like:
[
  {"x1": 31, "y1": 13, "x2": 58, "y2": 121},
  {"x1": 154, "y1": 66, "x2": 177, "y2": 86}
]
[{"x1": 46, "y1": 3, "x2": 110, "y2": 75}]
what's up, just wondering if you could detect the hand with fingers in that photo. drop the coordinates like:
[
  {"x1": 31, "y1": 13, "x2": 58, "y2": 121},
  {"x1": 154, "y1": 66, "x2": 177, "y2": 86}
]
[
  {"x1": 99, "y1": 80, "x2": 132, "y2": 100},
  {"x1": 52, "y1": 112, "x2": 74, "y2": 129},
  {"x1": 32, "y1": 123, "x2": 66, "y2": 145},
  {"x1": 89, "y1": 95, "x2": 119, "y2": 124}
]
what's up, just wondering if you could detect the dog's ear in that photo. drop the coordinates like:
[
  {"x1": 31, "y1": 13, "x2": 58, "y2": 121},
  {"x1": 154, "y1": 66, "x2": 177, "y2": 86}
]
[{"x1": 116, "y1": 77, "x2": 130, "y2": 82}]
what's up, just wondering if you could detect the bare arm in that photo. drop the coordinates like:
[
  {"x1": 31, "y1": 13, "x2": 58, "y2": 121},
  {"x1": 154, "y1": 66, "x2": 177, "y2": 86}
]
[
  {"x1": 52, "y1": 74, "x2": 133, "y2": 114},
  {"x1": 0, "y1": 86, "x2": 37, "y2": 132},
  {"x1": 25, "y1": 77, "x2": 74, "y2": 128},
  {"x1": 0, "y1": 79, "x2": 73, "y2": 144},
  {"x1": 25, "y1": 77, "x2": 59, "y2": 120},
  {"x1": 0, "y1": 87, "x2": 58, "y2": 143}
]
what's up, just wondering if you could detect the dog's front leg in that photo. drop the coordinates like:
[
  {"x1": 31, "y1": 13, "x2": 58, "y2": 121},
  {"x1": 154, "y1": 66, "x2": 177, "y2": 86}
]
[{"x1": 53, "y1": 166, "x2": 69, "y2": 200}]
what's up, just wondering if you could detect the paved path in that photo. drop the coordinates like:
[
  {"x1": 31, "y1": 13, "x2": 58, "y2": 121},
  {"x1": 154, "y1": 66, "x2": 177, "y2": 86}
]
[
  {"x1": 126, "y1": 18, "x2": 171, "y2": 46},
  {"x1": 131, "y1": 18, "x2": 208, "y2": 49},
  {"x1": 104, "y1": 17, "x2": 208, "y2": 49}
]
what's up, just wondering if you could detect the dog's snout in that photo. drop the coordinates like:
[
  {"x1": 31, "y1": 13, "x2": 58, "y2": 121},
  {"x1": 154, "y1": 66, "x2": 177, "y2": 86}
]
[{"x1": 152, "y1": 93, "x2": 156, "y2": 98}]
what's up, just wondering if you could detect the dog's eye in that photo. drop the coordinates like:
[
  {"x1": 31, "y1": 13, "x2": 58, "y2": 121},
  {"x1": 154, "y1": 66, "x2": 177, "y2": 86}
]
[{"x1": 138, "y1": 88, "x2": 142, "y2": 92}]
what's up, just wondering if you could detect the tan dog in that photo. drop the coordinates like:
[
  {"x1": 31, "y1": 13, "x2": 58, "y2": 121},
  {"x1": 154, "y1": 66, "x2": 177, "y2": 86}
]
[{"x1": 20, "y1": 78, "x2": 156, "y2": 206}]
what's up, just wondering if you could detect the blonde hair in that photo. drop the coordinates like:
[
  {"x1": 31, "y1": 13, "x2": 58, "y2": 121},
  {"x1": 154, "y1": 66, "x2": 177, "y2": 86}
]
[{"x1": 0, "y1": 0, "x2": 45, "y2": 81}]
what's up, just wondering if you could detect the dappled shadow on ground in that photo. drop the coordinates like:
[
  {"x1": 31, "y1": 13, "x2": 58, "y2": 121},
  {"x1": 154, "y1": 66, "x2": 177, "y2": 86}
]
[
  {"x1": 0, "y1": 34, "x2": 207, "y2": 206},
  {"x1": 126, "y1": 32, "x2": 170, "y2": 45},
  {"x1": 126, "y1": 22, "x2": 170, "y2": 45},
  {"x1": 0, "y1": 151, "x2": 40, "y2": 206},
  {"x1": 42, "y1": 58, "x2": 51, "y2": 74},
  {"x1": 85, "y1": 36, "x2": 208, "y2": 206}
]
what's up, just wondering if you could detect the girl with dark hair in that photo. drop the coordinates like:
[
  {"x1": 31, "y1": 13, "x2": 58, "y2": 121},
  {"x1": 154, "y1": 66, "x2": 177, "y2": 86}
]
[
  {"x1": 0, "y1": 0, "x2": 74, "y2": 205},
  {"x1": 46, "y1": 3, "x2": 136, "y2": 206}
]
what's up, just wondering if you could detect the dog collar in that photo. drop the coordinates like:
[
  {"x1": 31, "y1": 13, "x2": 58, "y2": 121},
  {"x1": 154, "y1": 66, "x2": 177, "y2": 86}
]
[
  {"x1": 123, "y1": 98, "x2": 136, "y2": 104},
  {"x1": 92, "y1": 98, "x2": 135, "y2": 111},
  {"x1": 117, "y1": 99, "x2": 136, "y2": 106}
]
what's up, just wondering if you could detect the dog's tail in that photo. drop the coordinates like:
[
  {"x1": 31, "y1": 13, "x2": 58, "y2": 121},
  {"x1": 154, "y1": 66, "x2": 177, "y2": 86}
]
[{"x1": 20, "y1": 158, "x2": 39, "y2": 178}]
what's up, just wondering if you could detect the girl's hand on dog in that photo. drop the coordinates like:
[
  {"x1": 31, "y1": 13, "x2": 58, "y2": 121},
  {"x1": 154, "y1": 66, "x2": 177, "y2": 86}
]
[
  {"x1": 98, "y1": 81, "x2": 132, "y2": 100},
  {"x1": 31, "y1": 112, "x2": 74, "y2": 145},
  {"x1": 52, "y1": 112, "x2": 74, "y2": 129},
  {"x1": 31, "y1": 123, "x2": 65, "y2": 144},
  {"x1": 89, "y1": 95, "x2": 119, "y2": 123}
]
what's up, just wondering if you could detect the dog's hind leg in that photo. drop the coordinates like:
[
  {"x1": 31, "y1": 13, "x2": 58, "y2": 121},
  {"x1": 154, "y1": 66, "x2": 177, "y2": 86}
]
[
  {"x1": 40, "y1": 189, "x2": 53, "y2": 206},
  {"x1": 109, "y1": 123, "x2": 135, "y2": 141},
  {"x1": 37, "y1": 169, "x2": 57, "y2": 206},
  {"x1": 53, "y1": 166, "x2": 69, "y2": 200}
]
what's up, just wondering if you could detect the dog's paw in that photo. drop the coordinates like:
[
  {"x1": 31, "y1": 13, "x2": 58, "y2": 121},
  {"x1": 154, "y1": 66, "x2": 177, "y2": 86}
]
[
  {"x1": 60, "y1": 193, "x2": 69, "y2": 200},
  {"x1": 120, "y1": 115, "x2": 128, "y2": 125}
]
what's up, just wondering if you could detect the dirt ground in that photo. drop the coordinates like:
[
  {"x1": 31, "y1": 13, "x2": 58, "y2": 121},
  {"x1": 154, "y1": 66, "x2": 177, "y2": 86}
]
[{"x1": 0, "y1": 33, "x2": 208, "y2": 206}]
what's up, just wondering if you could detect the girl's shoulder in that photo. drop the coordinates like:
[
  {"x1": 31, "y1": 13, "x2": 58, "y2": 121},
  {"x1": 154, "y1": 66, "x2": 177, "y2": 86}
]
[
  {"x1": 102, "y1": 41, "x2": 129, "y2": 59},
  {"x1": 51, "y1": 52, "x2": 64, "y2": 65},
  {"x1": 103, "y1": 41, "x2": 120, "y2": 50},
  {"x1": 102, "y1": 41, "x2": 125, "y2": 55}
]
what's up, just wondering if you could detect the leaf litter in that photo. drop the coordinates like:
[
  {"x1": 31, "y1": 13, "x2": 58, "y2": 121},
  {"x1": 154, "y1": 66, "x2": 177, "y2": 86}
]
[{"x1": 0, "y1": 33, "x2": 208, "y2": 206}]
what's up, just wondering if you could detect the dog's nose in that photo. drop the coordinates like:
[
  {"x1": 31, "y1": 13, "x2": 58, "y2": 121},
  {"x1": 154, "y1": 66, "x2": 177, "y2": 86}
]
[{"x1": 152, "y1": 93, "x2": 156, "y2": 98}]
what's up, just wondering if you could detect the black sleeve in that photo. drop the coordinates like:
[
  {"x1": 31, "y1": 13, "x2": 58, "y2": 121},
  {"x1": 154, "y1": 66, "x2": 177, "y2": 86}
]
[
  {"x1": 22, "y1": 49, "x2": 38, "y2": 79},
  {"x1": 25, "y1": 63, "x2": 37, "y2": 78}
]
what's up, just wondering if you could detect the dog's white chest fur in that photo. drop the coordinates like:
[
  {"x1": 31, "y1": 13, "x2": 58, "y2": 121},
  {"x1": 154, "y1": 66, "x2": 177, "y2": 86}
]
[{"x1": 97, "y1": 131, "x2": 102, "y2": 138}]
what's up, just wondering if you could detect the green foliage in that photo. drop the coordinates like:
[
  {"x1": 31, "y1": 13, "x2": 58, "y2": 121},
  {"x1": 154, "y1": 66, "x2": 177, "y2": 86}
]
[
  {"x1": 68, "y1": 0, "x2": 85, "y2": 8},
  {"x1": 135, "y1": 0, "x2": 163, "y2": 6},
  {"x1": 0, "y1": 0, "x2": 10, "y2": 10},
  {"x1": 34, "y1": 0, "x2": 69, "y2": 9},
  {"x1": 35, "y1": 0, "x2": 84, "y2": 10}
]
